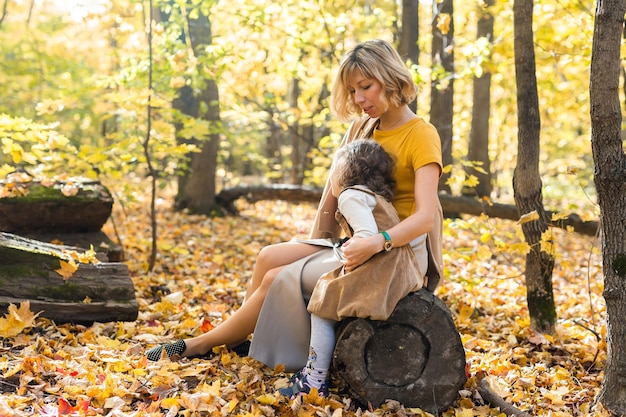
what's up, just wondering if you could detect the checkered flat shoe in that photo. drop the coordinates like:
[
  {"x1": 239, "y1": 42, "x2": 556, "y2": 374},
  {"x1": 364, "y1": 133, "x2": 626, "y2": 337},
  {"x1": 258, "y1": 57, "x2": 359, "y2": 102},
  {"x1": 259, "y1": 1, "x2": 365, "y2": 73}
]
[
  {"x1": 145, "y1": 340, "x2": 186, "y2": 361},
  {"x1": 278, "y1": 371, "x2": 328, "y2": 399}
]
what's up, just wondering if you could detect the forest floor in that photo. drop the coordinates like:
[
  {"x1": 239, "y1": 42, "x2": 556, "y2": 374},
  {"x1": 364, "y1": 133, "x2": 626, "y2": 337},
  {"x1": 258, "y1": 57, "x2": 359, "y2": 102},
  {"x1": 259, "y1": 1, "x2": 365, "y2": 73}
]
[{"x1": 0, "y1": 192, "x2": 612, "y2": 416}]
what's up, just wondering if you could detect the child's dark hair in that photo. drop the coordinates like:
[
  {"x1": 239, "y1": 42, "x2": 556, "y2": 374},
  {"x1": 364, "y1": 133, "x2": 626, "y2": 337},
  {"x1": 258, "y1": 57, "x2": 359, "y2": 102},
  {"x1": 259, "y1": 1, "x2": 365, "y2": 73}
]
[{"x1": 333, "y1": 139, "x2": 396, "y2": 201}]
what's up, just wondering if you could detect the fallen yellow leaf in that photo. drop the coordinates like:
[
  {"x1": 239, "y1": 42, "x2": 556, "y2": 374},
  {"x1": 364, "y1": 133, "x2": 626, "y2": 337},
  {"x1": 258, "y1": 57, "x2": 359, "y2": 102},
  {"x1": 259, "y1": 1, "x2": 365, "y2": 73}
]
[
  {"x1": 56, "y1": 259, "x2": 78, "y2": 280},
  {"x1": 0, "y1": 301, "x2": 41, "y2": 338}
]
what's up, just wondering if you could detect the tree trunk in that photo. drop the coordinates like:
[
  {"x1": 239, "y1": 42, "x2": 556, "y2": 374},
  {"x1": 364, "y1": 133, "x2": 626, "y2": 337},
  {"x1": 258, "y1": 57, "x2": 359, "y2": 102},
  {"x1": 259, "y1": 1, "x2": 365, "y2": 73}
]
[
  {"x1": 0, "y1": 232, "x2": 137, "y2": 323},
  {"x1": 590, "y1": 0, "x2": 626, "y2": 413},
  {"x1": 332, "y1": 290, "x2": 466, "y2": 414},
  {"x1": 463, "y1": 0, "x2": 494, "y2": 198},
  {"x1": 513, "y1": 0, "x2": 556, "y2": 334},
  {"x1": 398, "y1": 0, "x2": 419, "y2": 112},
  {"x1": 288, "y1": 77, "x2": 302, "y2": 184},
  {"x1": 430, "y1": 0, "x2": 454, "y2": 193},
  {"x1": 169, "y1": 4, "x2": 221, "y2": 215}
]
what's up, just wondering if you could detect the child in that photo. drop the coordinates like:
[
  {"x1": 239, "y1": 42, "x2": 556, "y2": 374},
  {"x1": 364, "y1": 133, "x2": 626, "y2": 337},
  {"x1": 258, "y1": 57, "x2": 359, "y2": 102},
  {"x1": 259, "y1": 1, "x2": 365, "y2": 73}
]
[{"x1": 278, "y1": 139, "x2": 422, "y2": 398}]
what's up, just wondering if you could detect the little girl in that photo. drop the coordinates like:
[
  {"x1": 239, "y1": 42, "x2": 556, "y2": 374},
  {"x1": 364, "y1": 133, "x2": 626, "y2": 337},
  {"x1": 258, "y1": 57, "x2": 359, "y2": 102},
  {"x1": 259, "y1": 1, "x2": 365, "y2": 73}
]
[{"x1": 279, "y1": 139, "x2": 422, "y2": 398}]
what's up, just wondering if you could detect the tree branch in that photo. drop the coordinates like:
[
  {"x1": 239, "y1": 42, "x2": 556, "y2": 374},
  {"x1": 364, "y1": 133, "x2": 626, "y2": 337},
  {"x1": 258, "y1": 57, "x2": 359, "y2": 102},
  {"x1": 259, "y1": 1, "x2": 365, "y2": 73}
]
[{"x1": 215, "y1": 185, "x2": 599, "y2": 237}]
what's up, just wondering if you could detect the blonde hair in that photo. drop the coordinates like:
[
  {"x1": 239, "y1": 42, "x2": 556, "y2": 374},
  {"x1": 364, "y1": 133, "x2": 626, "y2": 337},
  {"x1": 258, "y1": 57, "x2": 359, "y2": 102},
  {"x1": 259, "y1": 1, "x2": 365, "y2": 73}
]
[{"x1": 331, "y1": 39, "x2": 418, "y2": 122}]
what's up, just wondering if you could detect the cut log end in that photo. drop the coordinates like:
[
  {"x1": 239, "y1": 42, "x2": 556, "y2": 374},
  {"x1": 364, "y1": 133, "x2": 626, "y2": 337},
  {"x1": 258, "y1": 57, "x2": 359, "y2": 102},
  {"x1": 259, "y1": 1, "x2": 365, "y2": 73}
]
[{"x1": 332, "y1": 289, "x2": 467, "y2": 414}]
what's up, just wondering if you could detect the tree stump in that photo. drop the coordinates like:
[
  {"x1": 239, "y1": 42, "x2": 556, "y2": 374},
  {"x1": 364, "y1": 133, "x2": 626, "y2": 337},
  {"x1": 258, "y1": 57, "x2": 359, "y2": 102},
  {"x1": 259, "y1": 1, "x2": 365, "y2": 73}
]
[
  {"x1": 332, "y1": 289, "x2": 466, "y2": 414},
  {"x1": 0, "y1": 232, "x2": 138, "y2": 324}
]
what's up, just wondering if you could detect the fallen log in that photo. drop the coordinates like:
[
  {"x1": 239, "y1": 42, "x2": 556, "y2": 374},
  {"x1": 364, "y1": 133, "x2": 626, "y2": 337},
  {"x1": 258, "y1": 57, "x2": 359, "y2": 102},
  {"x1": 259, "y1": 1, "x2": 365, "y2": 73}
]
[
  {"x1": 0, "y1": 232, "x2": 137, "y2": 324},
  {"x1": 215, "y1": 185, "x2": 599, "y2": 236},
  {"x1": 0, "y1": 176, "x2": 113, "y2": 233},
  {"x1": 24, "y1": 231, "x2": 124, "y2": 262},
  {"x1": 332, "y1": 289, "x2": 467, "y2": 414}
]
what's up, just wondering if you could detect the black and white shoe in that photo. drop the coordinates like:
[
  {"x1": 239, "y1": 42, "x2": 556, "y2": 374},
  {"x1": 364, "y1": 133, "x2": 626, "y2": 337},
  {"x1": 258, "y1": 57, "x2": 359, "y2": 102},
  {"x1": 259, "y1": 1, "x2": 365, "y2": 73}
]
[{"x1": 145, "y1": 340, "x2": 186, "y2": 361}]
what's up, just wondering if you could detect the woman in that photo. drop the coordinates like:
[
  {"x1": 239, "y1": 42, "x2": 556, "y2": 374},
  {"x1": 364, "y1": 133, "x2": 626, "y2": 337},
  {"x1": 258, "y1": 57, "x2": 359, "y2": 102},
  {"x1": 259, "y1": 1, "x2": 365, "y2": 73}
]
[
  {"x1": 279, "y1": 139, "x2": 424, "y2": 398},
  {"x1": 249, "y1": 39, "x2": 443, "y2": 371},
  {"x1": 146, "y1": 39, "x2": 443, "y2": 369}
]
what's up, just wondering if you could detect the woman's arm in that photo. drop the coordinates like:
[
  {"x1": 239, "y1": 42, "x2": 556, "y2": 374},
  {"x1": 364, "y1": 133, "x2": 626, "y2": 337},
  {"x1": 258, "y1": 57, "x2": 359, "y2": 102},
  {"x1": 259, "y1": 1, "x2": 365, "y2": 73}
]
[{"x1": 341, "y1": 163, "x2": 440, "y2": 271}]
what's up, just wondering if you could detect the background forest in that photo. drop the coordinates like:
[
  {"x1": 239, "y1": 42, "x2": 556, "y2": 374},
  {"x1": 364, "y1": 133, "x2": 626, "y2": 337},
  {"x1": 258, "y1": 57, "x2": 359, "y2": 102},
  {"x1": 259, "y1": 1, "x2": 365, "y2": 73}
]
[{"x1": 0, "y1": 0, "x2": 622, "y2": 416}]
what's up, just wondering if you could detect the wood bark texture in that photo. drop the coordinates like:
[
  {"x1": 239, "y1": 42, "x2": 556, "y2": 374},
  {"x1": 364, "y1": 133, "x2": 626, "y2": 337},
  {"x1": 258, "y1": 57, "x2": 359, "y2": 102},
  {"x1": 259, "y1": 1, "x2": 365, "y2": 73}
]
[
  {"x1": 0, "y1": 232, "x2": 138, "y2": 323},
  {"x1": 464, "y1": 0, "x2": 494, "y2": 198},
  {"x1": 589, "y1": 0, "x2": 626, "y2": 413},
  {"x1": 172, "y1": 7, "x2": 220, "y2": 214},
  {"x1": 431, "y1": 0, "x2": 455, "y2": 193},
  {"x1": 513, "y1": 0, "x2": 556, "y2": 334},
  {"x1": 332, "y1": 289, "x2": 466, "y2": 414},
  {"x1": 0, "y1": 179, "x2": 113, "y2": 233}
]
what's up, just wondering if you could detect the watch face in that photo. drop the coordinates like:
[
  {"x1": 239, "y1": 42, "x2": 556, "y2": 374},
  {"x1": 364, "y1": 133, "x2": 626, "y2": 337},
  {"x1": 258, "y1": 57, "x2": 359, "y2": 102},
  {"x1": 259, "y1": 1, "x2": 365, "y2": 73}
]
[{"x1": 384, "y1": 241, "x2": 393, "y2": 252}]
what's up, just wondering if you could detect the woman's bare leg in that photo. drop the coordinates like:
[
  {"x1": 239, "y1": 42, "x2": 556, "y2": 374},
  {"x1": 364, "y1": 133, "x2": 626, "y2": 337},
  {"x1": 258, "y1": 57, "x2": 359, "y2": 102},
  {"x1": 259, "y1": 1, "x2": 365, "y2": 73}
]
[
  {"x1": 244, "y1": 242, "x2": 322, "y2": 301},
  {"x1": 176, "y1": 243, "x2": 323, "y2": 357}
]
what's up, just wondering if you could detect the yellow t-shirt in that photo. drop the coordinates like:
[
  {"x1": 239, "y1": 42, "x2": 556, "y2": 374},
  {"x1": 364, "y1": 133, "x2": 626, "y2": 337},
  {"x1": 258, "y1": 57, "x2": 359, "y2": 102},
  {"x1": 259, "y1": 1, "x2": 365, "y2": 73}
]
[{"x1": 373, "y1": 118, "x2": 442, "y2": 220}]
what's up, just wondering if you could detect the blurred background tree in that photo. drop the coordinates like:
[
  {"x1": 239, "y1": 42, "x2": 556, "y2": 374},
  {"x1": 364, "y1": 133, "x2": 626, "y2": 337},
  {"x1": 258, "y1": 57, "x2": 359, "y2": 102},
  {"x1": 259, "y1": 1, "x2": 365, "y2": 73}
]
[{"x1": 0, "y1": 0, "x2": 598, "y2": 216}]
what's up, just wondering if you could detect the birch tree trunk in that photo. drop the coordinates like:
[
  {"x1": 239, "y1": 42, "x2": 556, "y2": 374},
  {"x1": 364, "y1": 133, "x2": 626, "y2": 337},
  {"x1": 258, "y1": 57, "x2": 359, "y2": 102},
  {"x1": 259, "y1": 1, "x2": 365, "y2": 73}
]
[
  {"x1": 512, "y1": 0, "x2": 556, "y2": 334},
  {"x1": 590, "y1": 0, "x2": 626, "y2": 413}
]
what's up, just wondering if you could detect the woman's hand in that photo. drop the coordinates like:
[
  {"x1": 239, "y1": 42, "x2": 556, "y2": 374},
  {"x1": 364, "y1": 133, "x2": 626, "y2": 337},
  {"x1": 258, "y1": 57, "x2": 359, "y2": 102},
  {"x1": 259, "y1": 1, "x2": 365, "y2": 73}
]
[{"x1": 340, "y1": 234, "x2": 384, "y2": 272}]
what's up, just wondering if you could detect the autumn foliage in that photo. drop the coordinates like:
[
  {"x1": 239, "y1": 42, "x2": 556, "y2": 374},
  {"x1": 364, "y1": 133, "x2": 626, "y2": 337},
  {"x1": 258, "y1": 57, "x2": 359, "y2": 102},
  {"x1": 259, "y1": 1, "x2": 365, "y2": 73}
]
[{"x1": 0, "y1": 185, "x2": 609, "y2": 416}]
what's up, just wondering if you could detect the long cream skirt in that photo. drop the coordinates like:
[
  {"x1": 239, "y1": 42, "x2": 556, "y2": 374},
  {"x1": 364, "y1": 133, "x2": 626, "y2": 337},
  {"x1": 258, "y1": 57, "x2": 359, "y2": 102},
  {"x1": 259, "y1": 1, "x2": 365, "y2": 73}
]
[{"x1": 248, "y1": 248, "x2": 340, "y2": 371}]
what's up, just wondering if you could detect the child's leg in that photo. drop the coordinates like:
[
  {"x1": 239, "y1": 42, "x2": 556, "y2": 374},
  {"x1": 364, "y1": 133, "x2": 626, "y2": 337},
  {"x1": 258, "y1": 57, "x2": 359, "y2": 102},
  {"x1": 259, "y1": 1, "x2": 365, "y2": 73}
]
[
  {"x1": 304, "y1": 314, "x2": 336, "y2": 388},
  {"x1": 278, "y1": 314, "x2": 336, "y2": 396}
]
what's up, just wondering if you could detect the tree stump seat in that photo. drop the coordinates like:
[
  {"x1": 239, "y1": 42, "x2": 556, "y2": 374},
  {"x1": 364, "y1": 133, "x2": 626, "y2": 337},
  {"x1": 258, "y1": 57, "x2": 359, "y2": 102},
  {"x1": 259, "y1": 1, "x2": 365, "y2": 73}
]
[{"x1": 332, "y1": 289, "x2": 466, "y2": 414}]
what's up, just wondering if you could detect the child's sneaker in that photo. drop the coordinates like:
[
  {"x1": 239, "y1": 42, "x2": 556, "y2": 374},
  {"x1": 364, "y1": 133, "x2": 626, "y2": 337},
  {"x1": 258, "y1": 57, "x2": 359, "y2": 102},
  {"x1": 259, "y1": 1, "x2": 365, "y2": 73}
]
[{"x1": 278, "y1": 371, "x2": 329, "y2": 399}]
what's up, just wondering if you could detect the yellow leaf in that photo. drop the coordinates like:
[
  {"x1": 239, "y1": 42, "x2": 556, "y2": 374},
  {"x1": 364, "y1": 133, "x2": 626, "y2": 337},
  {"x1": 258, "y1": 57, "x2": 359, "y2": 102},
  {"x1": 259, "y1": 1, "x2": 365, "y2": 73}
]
[
  {"x1": 11, "y1": 148, "x2": 22, "y2": 164},
  {"x1": 161, "y1": 397, "x2": 180, "y2": 409},
  {"x1": 437, "y1": 13, "x2": 452, "y2": 35},
  {"x1": 227, "y1": 398, "x2": 238, "y2": 413},
  {"x1": 255, "y1": 394, "x2": 278, "y2": 405},
  {"x1": 457, "y1": 302, "x2": 475, "y2": 323},
  {"x1": 517, "y1": 210, "x2": 539, "y2": 225},
  {"x1": 551, "y1": 211, "x2": 571, "y2": 222},
  {"x1": 462, "y1": 175, "x2": 479, "y2": 188},
  {"x1": 0, "y1": 301, "x2": 41, "y2": 338},
  {"x1": 56, "y1": 259, "x2": 78, "y2": 280},
  {"x1": 476, "y1": 245, "x2": 493, "y2": 260},
  {"x1": 455, "y1": 408, "x2": 473, "y2": 417},
  {"x1": 540, "y1": 230, "x2": 555, "y2": 256}
]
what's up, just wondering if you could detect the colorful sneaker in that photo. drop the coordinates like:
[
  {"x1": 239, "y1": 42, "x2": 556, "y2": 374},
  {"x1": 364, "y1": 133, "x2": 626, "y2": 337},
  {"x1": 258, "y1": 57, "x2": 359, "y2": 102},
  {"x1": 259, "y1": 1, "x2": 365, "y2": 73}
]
[
  {"x1": 278, "y1": 371, "x2": 329, "y2": 399},
  {"x1": 145, "y1": 340, "x2": 186, "y2": 361}
]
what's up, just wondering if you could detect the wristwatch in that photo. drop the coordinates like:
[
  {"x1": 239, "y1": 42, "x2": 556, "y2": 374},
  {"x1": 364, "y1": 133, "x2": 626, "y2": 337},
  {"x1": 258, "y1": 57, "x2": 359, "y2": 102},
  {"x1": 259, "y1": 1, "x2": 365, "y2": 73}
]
[{"x1": 380, "y1": 231, "x2": 393, "y2": 252}]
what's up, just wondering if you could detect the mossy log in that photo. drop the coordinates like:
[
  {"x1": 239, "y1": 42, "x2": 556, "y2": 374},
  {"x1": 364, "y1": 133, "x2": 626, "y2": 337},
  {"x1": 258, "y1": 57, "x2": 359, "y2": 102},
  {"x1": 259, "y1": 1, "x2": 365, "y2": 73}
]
[
  {"x1": 0, "y1": 177, "x2": 113, "y2": 233},
  {"x1": 332, "y1": 289, "x2": 467, "y2": 414},
  {"x1": 24, "y1": 231, "x2": 124, "y2": 262},
  {"x1": 0, "y1": 232, "x2": 137, "y2": 324}
]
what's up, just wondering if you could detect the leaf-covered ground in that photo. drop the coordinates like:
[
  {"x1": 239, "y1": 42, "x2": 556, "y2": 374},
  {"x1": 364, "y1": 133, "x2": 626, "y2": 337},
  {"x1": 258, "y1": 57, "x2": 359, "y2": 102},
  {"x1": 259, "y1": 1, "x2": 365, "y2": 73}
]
[{"x1": 0, "y1": 191, "x2": 610, "y2": 416}]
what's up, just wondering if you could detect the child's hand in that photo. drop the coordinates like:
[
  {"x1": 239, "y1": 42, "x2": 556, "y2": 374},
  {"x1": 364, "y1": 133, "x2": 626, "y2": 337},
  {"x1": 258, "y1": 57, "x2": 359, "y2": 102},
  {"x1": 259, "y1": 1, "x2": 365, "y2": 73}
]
[{"x1": 341, "y1": 234, "x2": 383, "y2": 271}]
